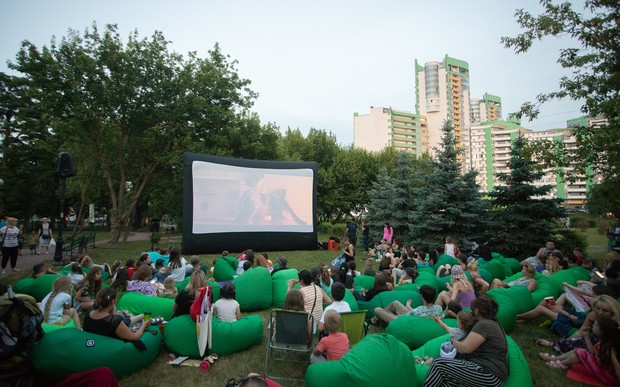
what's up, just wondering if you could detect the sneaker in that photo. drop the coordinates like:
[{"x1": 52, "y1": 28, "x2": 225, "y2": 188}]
[{"x1": 12, "y1": 268, "x2": 20, "y2": 273}]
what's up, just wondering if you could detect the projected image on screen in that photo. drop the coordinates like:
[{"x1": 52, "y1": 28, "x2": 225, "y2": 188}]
[{"x1": 192, "y1": 161, "x2": 314, "y2": 233}]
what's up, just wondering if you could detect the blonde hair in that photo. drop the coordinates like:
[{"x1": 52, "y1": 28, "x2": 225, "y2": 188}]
[
  {"x1": 163, "y1": 276, "x2": 176, "y2": 290},
  {"x1": 185, "y1": 271, "x2": 206, "y2": 297},
  {"x1": 592, "y1": 295, "x2": 620, "y2": 324},
  {"x1": 323, "y1": 309, "x2": 342, "y2": 333},
  {"x1": 43, "y1": 276, "x2": 72, "y2": 323}
]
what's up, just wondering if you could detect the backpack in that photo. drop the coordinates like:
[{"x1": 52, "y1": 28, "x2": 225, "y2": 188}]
[{"x1": 0, "y1": 291, "x2": 44, "y2": 361}]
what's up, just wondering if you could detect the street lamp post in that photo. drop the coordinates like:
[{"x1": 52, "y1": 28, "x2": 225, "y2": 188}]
[{"x1": 53, "y1": 152, "x2": 76, "y2": 265}]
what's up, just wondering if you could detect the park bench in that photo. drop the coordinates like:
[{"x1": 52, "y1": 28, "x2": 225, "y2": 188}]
[{"x1": 62, "y1": 236, "x2": 84, "y2": 258}]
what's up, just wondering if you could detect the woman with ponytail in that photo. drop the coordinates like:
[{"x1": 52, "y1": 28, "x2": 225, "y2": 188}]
[
  {"x1": 83, "y1": 288, "x2": 151, "y2": 341},
  {"x1": 39, "y1": 276, "x2": 81, "y2": 329},
  {"x1": 424, "y1": 295, "x2": 509, "y2": 387}
]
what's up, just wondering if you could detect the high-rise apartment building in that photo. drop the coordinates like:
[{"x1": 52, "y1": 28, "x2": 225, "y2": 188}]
[
  {"x1": 353, "y1": 107, "x2": 428, "y2": 155},
  {"x1": 471, "y1": 93, "x2": 502, "y2": 125},
  {"x1": 415, "y1": 55, "x2": 471, "y2": 155}
]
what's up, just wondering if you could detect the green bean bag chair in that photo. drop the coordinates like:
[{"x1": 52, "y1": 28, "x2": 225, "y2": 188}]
[
  {"x1": 548, "y1": 269, "x2": 579, "y2": 292},
  {"x1": 357, "y1": 290, "x2": 421, "y2": 318},
  {"x1": 435, "y1": 275, "x2": 451, "y2": 292},
  {"x1": 171, "y1": 279, "x2": 221, "y2": 302},
  {"x1": 394, "y1": 283, "x2": 420, "y2": 292},
  {"x1": 571, "y1": 266, "x2": 592, "y2": 281},
  {"x1": 233, "y1": 267, "x2": 272, "y2": 311},
  {"x1": 271, "y1": 269, "x2": 298, "y2": 307},
  {"x1": 504, "y1": 257, "x2": 522, "y2": 274},
  {"x1": 174, "y1": 277, "x2": 190, "y2": 292},
  {"x1": 386, "y1": 316, "x2": 458, "y2": 349},
  {"x1": 477, "y1": 268, "x2": 494, "y2": 285},
  {"x1": 481, "y1": 259, "x2": 507, "y2": 281},
  {"x1": 163, "y1": 314, "x2": 263, "y2": 356},
  {"x1": 32, "y1": 326, "x2": 162, "y2": 381},
  {"x1": 117, "y1": 292, "x2": 174, "y2": 321},
  {"x1": 41, "y1": 319, "x2": 77, "y2": 333},
  {"x1": 13, "y1": 274, "x2": 59, "y2": 302},
  {"x1": 412, "y1": 334, "x2": 532, "y2": 387},
  {"x1": 487, "y1": 286, "x2": 535, "y2": 315},
  {"x1": 213, "y1": 256, "x2": 238, "y2": 282},
  {"x1": 353, "y1": 275, "x2": 375, "y2": 292},
  {"x1": 414, "y1": 270, "x2": 439, "y2": 292},
  {"x1": 342, "y1": 290, "x2": 360, "y2": 311},
  {"x1": 432, "y1": 254, "x2": 459, "y2": 271},
  {"x1": 530, "y1": 276, "x2": 560, "y2": 306},
  {"x1": 305, "y1": 333, "x2": 417, "y2": 387}
]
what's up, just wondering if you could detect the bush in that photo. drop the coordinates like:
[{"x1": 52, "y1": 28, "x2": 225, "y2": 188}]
[
  {"x1": 569, "y1": 213, "x2": 596, "y2": 228},
  {"x1": 318, "y1": 222, "x2": 346, "y2": 238},
  {"x1": 551, "y1": 228, "x2": 588, "y2": 256}
]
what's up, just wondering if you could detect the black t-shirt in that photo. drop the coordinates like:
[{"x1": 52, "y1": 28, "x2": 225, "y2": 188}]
[
  {"x1": 174, "y1": 290, "x2": 195, "y2": 317},
  {"x1": 363, "y1": 288, "x2": 386, "y2": 302},
  {"x1": 332, "y1": 274, "x2": 354, "y2": 289},
  {"x1": 83, "y1": 312, "x2": 124, "y2": 339},
  {"x1": 362, "y1": 224, "x2": 369, "y2": 237},
  {"x1": 401, "y1": 259, "x2": 417, "y2": 269}
]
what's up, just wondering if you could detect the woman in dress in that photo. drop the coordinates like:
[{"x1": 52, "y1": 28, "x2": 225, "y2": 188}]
[{"x1": 37, "y1": 217, "x2": 53, "y2": 254}]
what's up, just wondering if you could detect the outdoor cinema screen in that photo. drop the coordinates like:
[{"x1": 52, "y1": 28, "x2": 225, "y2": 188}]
[{"x1": 182, "y1": 153, "x2": 318, "y2": 254}]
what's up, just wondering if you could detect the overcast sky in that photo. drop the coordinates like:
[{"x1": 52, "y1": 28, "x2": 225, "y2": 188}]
[{"x1": 1, "y1": 0, "x2": 585, "y2": 145}]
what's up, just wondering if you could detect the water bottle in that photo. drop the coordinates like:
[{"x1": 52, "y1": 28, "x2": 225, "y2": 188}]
[{"x1": 7, "y1": 285, "x2": 15, "y2": 299}]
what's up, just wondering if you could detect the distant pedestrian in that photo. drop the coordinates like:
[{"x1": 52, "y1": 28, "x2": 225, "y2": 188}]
[
  {"x1": 346, "y1": 217, "x2": 358, "y2": 247},
  {"x1": 38, "y1": 217, "x2": 53, "y2": 254},
  {"x1": 362, "y1": 220, "x2": 370, "y2": 252},
  {"x1": 1, "y1": 217, "x2": 21, "y2": 275}
]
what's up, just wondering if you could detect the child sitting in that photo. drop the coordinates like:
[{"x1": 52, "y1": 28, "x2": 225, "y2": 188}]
[
  {"x1": 213, "y1": 283, "x2": 241, "y2": 322},
  {"x1": 310, "y1": 310, "x2": 350, "y2": 363},
  {"x1": 431, "y1": 310, "x2": 475, "y2": 341},
  {"x1": 67, "y1": 262, "x2": 85, "y2": 286},
  {"x1": 158, "y1": 277, "x2": 179, "y2": 298},
  {"x1": 398, "y1": 267, "x2": 419, "y2": 285}
]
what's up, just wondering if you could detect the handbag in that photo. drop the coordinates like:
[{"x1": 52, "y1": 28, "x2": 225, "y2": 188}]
[{"x1": 49, "y1": 238, "x2": 56, "y2": 248}]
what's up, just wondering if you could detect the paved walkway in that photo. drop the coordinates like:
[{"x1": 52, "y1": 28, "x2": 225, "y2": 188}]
[{"x1": 1, "y1": 231, "x2": 152, "y2": 279}]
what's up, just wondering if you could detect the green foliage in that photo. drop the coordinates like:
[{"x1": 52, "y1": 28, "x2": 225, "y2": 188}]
[
  {"x1": 488, "y1": 135, "x2": 566, "y2": 258},
  {"x1": 408, "y1": 121, "x2": 488, "y2": 245},
  {"x1": 586, "y1": 180, "x2": 620, "y2": 217},
  {"x1": 569, "y1": 213, "x2": 596, "y2": 229},
  {"x1": 502, "y1": 0, "x2": 620, "y2": 213},
  {"x1": 551, "y1": 228, "x2": 588, "y2": 256}
]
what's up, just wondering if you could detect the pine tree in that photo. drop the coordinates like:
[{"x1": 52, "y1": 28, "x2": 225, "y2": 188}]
[
  {"x1": 365, "y1": 167, "x2": 395, "y2": 243},
  {"x1": 488, "y1": 135, "x2": 565, "y2": 258},
  {"x1": 408, "y1": 120, "x2": 487, "y2": 247}
]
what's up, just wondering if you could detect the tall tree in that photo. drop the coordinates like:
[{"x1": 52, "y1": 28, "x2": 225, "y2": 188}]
[
  {"x1": 365, "y1": 167, "x2": 395, "y2": 243},
  {"x1": 10, "y1": 24, "x2": 258, "y2": 242},
  {"x1": 502, "y1": 0, "x2": 620, "y2": 214},
  {"x1": 408, "y1": 121, "x2": 487, "y2": 246},
  {"x1": 488, "y1": 135, "x2": 565, "y2": 258}
]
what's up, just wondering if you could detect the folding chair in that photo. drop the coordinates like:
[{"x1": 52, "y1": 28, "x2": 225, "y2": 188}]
[
  {"x1": 340, "y1": 310, "x2": 368, "y2": 346},
  {"x1": 264, "y1": 309, "x2": 313, "y2": 382}
]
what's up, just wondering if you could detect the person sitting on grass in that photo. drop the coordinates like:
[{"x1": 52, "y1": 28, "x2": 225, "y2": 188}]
[
  {"x1": 83, "y1": 288, "x2": 152, "y2": 341},
  {"x1": 73, "y1": 266, "x2": 103, "y2": 312},
  {"x1": 371, "y1": 284, "x2": 442, "y2": 325},
  {"x1": 158, "y1": 277, "x2": 178, "y2": 298},
  {"x1": 318, "y1": 282, "x2": 351, "y2": 333},
  {"x1": 40, "y1": 276, "x2": 81, "y2": 329},
  {"x1": 310, "y1": 310, "x2": 350, "y2": 364},
  {"x1": 213, "y1": 283, "x2": 241, "y2": 322},
  {"x1": 539, "y1": 316, "x2": 620, "y2": 386},
  {"x1": 155, "y1": 247, "x2": 186, "y2": 283},
  {"x1": 490, "y1": 262, "x2": 537, "y2": 292}
]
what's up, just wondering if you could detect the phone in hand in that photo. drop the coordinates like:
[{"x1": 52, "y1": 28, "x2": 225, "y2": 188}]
[{"x1": 594, "y1": 270, "x2": 605, "y2": 279}]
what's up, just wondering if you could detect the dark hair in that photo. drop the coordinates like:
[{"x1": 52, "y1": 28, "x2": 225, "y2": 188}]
[
  {"x1": 220, "y1": 283, "x2": 236, "y2": 300},
  {"x1": 596, "y1": 316, "x2": 620, "y2": 369},
  {"x1": 477, "y1": 244, "x2": 493, "y2": 261},
  {"x1": 139, "y1": 252, "x2": 149, "y2": 262},
  {"x1": 298, "y1": 269, "x2": 313, "y2": 285},
  {"x1": 243, "y1": 260, "x2": 252, "y2": 271},
  {"x1": 125, "y1": 258, "x2": 135, "y2": 268},
  {"x1": 111, "y1": 267, "x2": 128, "y2": 292},
  {"x1": 94, "y1": 287, "x2": 117, "y2": 310},
  {"x1": 458, "y1": 253, "x2": 468, "y2": 265},
  {"x1": 404, "y1": 267, "x2": 418, "y2": 281},
  {"x1": 245, "y1": 249, "x2": 255, "y2": 265},
  {"x1": 331, "y1": 282, "x2": 346, "y2": 302},
  {"x1": 134, "y1": 265, "x2": 152, "y2": 281},
  {"x1": 470, "y1": 295, "x2": 499, "y2": 320},
  {"x1": 71, "y1": 262, "x2": 83, "y2": 274},
  {"x1": 31, "y1": 263, "x2": 46, "y2": 277},
  {"x1": 347, "y1": 261, "x2": 357, "y2": 278},
  {"x1": 169, "y1": 247, "x2": 182, "y2": 269},
  {"x1": 337, "y1": 263, "x2": 348, "y2": 284},
  {"x1": 371, "y1": 272, "x2": 389, "y2": 291},
  {"x1": 310, "y1": 267, "x2": 321, "y2": 286},
  {"x1": 419, "y1": 285, "x2": 436, "y2": 304},
  {"x1": 447, "y1": 300, "x2": 463, "y2": 316}
]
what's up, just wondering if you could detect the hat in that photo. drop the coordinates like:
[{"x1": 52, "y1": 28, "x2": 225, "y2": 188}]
[
  {"x1": 277, "y1": 257, "x2": 288, "y2": 267},
  {"x1": 467, "y1": 256, "x2": 476, "y2": 264},
  {"x1": 298, "y1": 269, "x2": 312, "y2": 284},
  {"x1": 451, "y1": 266, "x2": 464, "y2": 279},
  {"x1": 385, "y1": 252, "x2": 392, "y2": 258}
]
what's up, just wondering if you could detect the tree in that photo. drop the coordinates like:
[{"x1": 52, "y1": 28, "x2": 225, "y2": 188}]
[
  {"x1": 488, "y1": 135, "x2": 565, "y2": 258},
  {"x1": 408, "y1": 121, "x2": 487, "y2": 247},
  {"x1": 365, "y1": 167, "x2": 395, "y2": 243},
  {"x1": 502, "y1": 0, "x2": 620, "y2": 213},
  {"x1": 10, "y1": 24, "x2": 258, "y2": 242}
]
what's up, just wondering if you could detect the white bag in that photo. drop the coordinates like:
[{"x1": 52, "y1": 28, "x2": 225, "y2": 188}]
[{"x1": 49, "y1": 238, "x2": 57, "y2": 248}]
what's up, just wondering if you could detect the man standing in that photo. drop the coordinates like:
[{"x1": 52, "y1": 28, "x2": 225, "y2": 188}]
[{"x1": 346, "y1": 217, "x2": 358, "y2": 247}]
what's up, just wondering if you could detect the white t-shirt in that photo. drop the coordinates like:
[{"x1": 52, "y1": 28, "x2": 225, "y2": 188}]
[
  {"x1": 169, "y1": 258, "x2": 187, "y2": 282},
  {"x1": 0, "y1": 226, "x2": 20, "y2": 248},
  {"x1": 213, "y1": 298, "x2": 240, "y2": 322},
  {"x1": 40, "y1": 292, "x2": 71, "y2": 324},
  {"x1": 319, "y1": 300, "x2": 352, "y2": 323}
]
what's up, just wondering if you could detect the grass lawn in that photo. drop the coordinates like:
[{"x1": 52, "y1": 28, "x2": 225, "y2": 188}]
[{"x1": 6, "y1": 227, "x2": 610, "y2": 386}]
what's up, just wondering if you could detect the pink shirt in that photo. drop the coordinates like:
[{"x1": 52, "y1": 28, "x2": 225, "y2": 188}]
[
  {"x1": 316, "y1": 332, "x2": 350, "y2": 361},
  {"x1": 383, "y1": 226, "x2": 393, "y2": 242}
]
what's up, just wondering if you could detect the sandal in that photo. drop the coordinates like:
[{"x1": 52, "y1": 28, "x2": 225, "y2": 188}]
[
  {"x1": 547, "y1": 360, "x2": 567, "y2": 369},
  {"x1": 204, "y1": 353, "x2": 219, "y2": 364},
  {"x1": 539, "y1": 352, "x2": 558, "y2": 362}
]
